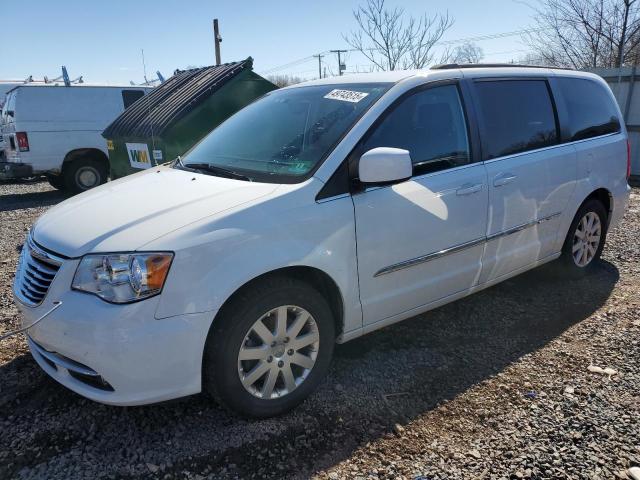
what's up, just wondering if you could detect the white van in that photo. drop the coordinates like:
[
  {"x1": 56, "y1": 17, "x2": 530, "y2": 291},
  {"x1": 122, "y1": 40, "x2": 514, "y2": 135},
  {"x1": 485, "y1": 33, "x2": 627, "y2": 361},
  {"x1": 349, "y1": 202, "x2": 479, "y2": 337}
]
[
  {"x1": 1, "y1": 85, "x2": 151, "y2": 191},
  {"x1": 14, "y1": 66, "x2": 631, "y2": 417}
]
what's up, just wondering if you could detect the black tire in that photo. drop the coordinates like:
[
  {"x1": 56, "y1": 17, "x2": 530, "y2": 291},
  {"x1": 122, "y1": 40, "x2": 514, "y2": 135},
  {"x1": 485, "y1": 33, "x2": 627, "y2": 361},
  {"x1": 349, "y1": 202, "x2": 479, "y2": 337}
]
[
  {"x1": 63, "y1": 157, "x2": 108, "y2": 193},
  {"x1": 203, "y1": 276, "x2": 335, "y2": 418},
  {"x1": 559, "y1": 199, "x2": 608, "y2": 276},
  {"x1": 46, "y1": 174, "x2": 66, "y2": 191}
]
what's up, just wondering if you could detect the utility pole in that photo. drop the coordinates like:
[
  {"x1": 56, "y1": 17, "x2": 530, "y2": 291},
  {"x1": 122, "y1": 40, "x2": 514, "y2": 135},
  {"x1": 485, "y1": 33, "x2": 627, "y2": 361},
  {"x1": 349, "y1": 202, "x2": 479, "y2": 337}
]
[
  {"x1": 213, "y1": 19, "x2": 222, "y2": 66},
  {"x1": 313, "y1": 53, "x2": 323, "y2": 79},
  {"x1": 330, "y1": 50, "x2": 347, "y2": 76}
]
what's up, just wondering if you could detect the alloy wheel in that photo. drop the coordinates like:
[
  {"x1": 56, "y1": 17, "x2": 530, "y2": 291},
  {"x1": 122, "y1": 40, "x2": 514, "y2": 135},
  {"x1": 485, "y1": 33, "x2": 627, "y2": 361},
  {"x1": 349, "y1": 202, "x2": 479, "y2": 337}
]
[
  {"x1": 572, "y1": 211, "x2": 602, "y2": 267},
  {"x1": 237, "y1": 305, "x2": 319, "y2": 399}
]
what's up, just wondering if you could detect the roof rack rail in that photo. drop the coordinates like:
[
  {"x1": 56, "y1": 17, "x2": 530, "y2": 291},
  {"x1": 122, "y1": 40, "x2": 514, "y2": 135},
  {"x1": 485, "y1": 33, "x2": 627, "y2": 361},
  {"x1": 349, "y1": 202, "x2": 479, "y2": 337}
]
[{"x1": 430, "y1": 63, "x2": 569, "y2": 70}]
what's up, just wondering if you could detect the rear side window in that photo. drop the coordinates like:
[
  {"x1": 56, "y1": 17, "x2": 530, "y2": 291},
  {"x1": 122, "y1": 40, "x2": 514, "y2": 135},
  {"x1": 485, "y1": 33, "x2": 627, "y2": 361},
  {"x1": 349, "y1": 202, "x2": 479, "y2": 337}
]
[
  {"x1": 122, "y1": 90, "x2": 145, "y2": 109},
  {"x1": 556, "y1": 78, "x2": 621, "y2": 141},
  {"x1": 474, "y1": 80, "x2": 558, "y2": 160}
]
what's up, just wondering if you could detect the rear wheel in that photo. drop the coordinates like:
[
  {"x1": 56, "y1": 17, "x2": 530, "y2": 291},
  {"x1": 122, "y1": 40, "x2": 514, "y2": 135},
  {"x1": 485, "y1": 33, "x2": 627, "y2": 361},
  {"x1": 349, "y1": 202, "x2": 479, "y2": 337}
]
[
  {"x1": 203, "y1": 276, "x2": 335, "y2": 418},
  {"x1": 63, "y1": 157, "x2": 108, "y2": 193},
  {"x1": 559, "y1": 199, "x2": 608, "y2": 275}
]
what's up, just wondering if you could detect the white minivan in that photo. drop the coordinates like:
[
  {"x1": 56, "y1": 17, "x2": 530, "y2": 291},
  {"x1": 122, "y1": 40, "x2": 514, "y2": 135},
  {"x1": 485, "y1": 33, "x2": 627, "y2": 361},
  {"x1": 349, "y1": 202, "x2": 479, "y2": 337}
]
[
  {"x1": 1, "y1": 84, "x2": 151, "y2": 191},
  {"x1": 13, "y1": 66, "x2": 631, "y2": 417}
]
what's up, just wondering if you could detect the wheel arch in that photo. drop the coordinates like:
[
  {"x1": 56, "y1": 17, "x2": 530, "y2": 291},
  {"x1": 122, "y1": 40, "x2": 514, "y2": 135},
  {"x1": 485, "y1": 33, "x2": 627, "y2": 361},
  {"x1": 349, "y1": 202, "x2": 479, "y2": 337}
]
[
  {"x1": 62, "y1": 148, "x2": 109, "y2": 171},
  {"x1": 583, "y1": 187, "x2": 613, "y2": 223},
  {"x1": 212, "y1": 265, "x2": 345, "y2": 339},
  {"x1": 555, "y1": 186, "x2": 614, "y2": 257}
]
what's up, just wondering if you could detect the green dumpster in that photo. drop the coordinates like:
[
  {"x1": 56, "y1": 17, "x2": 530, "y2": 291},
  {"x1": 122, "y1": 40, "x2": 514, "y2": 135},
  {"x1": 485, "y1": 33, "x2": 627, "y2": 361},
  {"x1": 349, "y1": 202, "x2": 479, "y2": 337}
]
[{"x1": 103, "y1": 57, "x2": 277, "y2": 179}]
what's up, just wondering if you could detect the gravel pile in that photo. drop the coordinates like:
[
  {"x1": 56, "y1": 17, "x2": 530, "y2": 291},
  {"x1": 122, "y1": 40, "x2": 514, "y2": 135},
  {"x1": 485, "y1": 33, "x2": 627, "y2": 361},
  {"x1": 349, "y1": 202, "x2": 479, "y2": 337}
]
[{"x1": 0, "y1": 181, "x2": 638, "y2": 480}]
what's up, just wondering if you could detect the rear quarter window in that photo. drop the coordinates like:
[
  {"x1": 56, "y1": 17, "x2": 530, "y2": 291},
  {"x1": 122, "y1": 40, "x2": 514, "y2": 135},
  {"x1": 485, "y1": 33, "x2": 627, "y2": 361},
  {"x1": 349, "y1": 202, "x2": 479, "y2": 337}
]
[
  {"x1": 556, "y1": 77, "x2": 621, "y2": 141},
  {"x1": 474, "y1": 79, "x2": 558, "y2": 160}
]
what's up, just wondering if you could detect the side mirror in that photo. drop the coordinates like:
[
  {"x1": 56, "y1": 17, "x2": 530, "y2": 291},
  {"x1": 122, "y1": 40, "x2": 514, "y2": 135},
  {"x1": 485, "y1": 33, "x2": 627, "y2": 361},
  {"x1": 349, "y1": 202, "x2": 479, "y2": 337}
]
[{"x1": 358, "y1": 147, "x2": 412, "y2": 184}]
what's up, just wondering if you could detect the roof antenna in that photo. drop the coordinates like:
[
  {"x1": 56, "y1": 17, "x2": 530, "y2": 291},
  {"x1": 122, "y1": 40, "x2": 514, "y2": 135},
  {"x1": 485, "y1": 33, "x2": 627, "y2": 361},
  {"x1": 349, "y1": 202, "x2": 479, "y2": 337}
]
[{"x1": 141, "y1": 48, "x2": 157, "y2": 165}]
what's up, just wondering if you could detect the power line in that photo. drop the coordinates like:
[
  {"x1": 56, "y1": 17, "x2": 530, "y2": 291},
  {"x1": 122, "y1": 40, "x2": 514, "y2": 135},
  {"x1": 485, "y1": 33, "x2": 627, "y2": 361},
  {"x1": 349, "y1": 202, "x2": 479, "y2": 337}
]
[
  {"x1": 340, "y1": 27, "x2": 547, "y2": 53},
  {"x1": 260, "y1": 54, "x2": 323, "y2": 75},
  {"x1": 260, "y1": 27, "x2": 546, "y2": 75}
]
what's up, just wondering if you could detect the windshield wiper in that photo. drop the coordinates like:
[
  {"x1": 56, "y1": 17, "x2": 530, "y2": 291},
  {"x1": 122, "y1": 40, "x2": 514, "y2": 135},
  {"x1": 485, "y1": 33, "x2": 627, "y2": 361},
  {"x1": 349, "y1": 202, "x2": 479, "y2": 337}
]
[
  {"x1": 173, "y1": 155, "x2": 185, "y2": 168},
  {"x1": 180, "y1": 162, "x2": 253, "y2": 182}
]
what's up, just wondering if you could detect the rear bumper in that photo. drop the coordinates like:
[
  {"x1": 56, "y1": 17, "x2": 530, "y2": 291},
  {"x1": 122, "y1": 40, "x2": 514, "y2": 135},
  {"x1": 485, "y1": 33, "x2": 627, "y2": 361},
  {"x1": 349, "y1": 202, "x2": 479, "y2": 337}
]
[
  {"x1": 610, "y1": 183, "x2": 632, "y2": 231},
  {"x1": 0, "y1": 161, "x2": 33, "y2": 180}
]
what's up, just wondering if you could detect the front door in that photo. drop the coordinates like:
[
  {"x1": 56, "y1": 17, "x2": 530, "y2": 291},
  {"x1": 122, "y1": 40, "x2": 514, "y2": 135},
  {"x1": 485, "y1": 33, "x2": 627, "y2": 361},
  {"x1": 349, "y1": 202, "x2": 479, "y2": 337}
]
[{"x1": 352, "y1": 82, "x2": 488, "y2": 326}]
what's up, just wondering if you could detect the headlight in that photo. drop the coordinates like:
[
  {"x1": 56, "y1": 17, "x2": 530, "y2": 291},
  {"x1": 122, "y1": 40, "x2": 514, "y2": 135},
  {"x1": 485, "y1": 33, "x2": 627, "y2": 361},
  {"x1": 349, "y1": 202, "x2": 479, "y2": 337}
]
[{"x1": 72, "y1": 252, "x2": 173, "y2": 303}]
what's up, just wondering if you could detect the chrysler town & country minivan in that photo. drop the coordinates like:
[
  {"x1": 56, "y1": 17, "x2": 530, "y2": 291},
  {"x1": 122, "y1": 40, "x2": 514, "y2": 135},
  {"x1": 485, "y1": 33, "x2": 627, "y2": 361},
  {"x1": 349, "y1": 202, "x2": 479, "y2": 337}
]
[{"x1": 13, "y1": 66, "x2": 631, "y2": 417}]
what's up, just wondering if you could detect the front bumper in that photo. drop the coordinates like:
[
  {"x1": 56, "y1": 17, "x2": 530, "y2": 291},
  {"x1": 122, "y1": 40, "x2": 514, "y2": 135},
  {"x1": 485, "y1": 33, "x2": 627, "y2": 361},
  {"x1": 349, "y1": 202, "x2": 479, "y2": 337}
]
[
  {"x1": 14, "y1": 258, "x2": 216, "y2": 405},
  {"x1": 0, "y1": 161, "x2": 33, "y2": 180}
]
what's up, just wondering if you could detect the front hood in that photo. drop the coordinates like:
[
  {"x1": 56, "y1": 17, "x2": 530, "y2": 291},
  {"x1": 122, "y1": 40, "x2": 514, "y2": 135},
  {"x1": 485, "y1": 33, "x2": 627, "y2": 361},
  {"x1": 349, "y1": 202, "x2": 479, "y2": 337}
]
[{"x1": 33, "y1": 167, "x2": 278, "y2": 257}]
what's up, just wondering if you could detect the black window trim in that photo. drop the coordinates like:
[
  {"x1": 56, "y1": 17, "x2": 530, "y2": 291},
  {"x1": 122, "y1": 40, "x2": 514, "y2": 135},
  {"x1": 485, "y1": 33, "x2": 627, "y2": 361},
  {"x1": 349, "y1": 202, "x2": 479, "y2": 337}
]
[
  {"x1": 470, "y1": 76, "x2": 623, "y2": 165},
  {"x1": 348, "y1": 78, "x2": 477, "y2": 194},
  {"x1": 469, "y1": 76, "x2": 562, "y2": 163},
  {"x1": 549, "y1": 76, "x2": 622, "y2": 144},
  {"x1": 317, "y1": 78, "x2": 480, "y2": 201}
]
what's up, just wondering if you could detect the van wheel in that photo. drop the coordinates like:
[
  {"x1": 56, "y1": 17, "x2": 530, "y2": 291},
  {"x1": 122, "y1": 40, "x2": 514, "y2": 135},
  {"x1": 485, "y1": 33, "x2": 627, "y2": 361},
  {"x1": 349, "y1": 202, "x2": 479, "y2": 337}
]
[
  {"x1": 559, "y1": 199, "x2": 608, "y2": 276},
  {"x1": 203, "y1": 276, "x2": 335, "y2": 418},
  {"x1": 63, "y1": 157, "x2": 108, "y2": 193},
  {"x1": 46, "y1": 174, "x2": 66, "y2": 191}
]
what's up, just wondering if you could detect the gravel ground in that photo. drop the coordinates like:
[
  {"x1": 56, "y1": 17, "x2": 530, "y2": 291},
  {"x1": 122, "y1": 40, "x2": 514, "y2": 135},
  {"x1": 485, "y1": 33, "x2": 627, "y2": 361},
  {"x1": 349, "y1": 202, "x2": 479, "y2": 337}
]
[{"x1": 0, "y1": 180, "x2": 638, "y2": 480}]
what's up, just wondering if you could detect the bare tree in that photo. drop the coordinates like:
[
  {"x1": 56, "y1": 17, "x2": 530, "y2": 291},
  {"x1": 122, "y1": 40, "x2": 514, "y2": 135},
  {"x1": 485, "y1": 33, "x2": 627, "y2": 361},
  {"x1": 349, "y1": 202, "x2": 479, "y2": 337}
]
[
  {"x1": 266, "y1": 74, "x2": 305, "y2": 88},
  {"x1": 525, "y1": 0, "x2": 640, "y2": 68},
  {"x1": 451, "y1": 42, "x2": 484, "y2": 64},
  {"x1": 404, "y1": 12, "x2": 455, "y2": 69},
  {"x1": 343, "y1": 0, "x2": 453, "y2": 70}
]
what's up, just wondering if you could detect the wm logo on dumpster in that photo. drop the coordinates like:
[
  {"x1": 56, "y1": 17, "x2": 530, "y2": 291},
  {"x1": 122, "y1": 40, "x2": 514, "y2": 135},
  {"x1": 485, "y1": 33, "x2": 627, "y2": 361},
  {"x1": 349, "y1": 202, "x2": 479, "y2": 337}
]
[{"x1": 125, "y1": 143, "x2": 152, "y2": 170}]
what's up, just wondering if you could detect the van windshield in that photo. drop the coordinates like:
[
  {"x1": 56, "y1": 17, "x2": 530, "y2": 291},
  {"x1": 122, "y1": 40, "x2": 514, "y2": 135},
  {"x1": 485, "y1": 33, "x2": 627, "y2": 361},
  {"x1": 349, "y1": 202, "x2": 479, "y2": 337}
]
[{"x1": 179, "y1": 83, "x2": 390, "y2": 183}]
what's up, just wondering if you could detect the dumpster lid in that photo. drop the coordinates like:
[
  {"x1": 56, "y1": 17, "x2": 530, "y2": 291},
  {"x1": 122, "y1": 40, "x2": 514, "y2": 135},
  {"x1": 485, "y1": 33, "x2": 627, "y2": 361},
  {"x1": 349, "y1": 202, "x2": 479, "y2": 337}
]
[{"x1": 103, "y1": 58, "x2": 255, "y2": 138}]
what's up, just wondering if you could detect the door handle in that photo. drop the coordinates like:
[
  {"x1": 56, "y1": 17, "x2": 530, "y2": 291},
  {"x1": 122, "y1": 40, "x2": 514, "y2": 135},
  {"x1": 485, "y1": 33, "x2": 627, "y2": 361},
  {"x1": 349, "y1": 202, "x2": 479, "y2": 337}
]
[
  {"x1": 493, "y1": 173, "x2": 517, "y2": 187},
  {"x1": 456, "y1": 183, "x2": 483, "y2": 196}
]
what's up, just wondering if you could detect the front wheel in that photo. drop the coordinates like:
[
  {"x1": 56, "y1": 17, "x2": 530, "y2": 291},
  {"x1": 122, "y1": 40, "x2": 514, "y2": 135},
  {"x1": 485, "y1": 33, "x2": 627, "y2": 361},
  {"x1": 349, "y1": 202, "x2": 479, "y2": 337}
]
[
  {"x1": 203, "y1": 276, "x2": 335, "y2": 418},
  {"x1": 559, "y1": 199, "x2": 608, "y2": 275}
]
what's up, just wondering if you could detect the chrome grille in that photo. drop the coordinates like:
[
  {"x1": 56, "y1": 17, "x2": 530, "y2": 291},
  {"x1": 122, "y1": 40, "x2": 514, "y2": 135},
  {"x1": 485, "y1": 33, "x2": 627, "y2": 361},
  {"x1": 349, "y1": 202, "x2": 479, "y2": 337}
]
[{"x1": 14, "y1": 234, "x2": 64, "y2": 306}]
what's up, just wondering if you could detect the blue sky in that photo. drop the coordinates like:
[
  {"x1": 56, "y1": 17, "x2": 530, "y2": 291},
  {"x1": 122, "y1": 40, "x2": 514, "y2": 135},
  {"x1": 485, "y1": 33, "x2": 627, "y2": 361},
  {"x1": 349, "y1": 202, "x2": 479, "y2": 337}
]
[{"x1": 2, "y1": 0, "x2": 536, "y2": 85}]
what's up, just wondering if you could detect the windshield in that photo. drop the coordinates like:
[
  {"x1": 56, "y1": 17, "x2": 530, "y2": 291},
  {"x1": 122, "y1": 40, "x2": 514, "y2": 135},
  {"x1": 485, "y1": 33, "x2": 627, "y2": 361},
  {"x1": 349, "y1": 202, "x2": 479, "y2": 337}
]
[{"x1": 180, "y1": 83, "x2": 390, "y2": 183}]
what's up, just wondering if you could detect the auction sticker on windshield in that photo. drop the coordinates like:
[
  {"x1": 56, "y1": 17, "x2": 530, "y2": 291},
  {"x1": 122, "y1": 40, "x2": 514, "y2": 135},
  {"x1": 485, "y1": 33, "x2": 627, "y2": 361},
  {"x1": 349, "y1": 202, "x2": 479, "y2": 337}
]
[{"x1": 324, "y1": 89, "x2": 369, "y2": 103}]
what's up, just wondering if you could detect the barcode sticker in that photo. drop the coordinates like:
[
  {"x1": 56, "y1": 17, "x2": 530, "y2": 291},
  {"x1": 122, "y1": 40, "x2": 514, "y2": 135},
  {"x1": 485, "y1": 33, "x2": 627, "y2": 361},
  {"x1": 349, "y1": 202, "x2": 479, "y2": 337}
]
[{"x1": 324, "y1": 89, "x2": 369, "y2": 103}]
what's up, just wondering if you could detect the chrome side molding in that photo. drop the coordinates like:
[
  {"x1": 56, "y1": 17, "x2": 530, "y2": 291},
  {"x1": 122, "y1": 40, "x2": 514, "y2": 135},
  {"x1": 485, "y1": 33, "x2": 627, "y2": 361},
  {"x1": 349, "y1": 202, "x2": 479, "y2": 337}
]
[
  {"x1": 374, "y1": 237, "x2": 486, "y2": 277},
  {"x1": 374, "y1": 212, "x2": 562, "y2": 277},
  {"x1": 486, "y1": 212, "x2": 561, "y2": 242}
]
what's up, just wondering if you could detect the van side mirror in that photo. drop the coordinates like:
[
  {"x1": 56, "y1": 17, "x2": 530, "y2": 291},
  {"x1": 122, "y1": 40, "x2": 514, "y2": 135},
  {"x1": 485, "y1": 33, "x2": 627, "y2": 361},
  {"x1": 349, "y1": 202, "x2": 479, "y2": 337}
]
[{"x1": 358, "y1": 147, "x2": 412, "y2": 184}]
